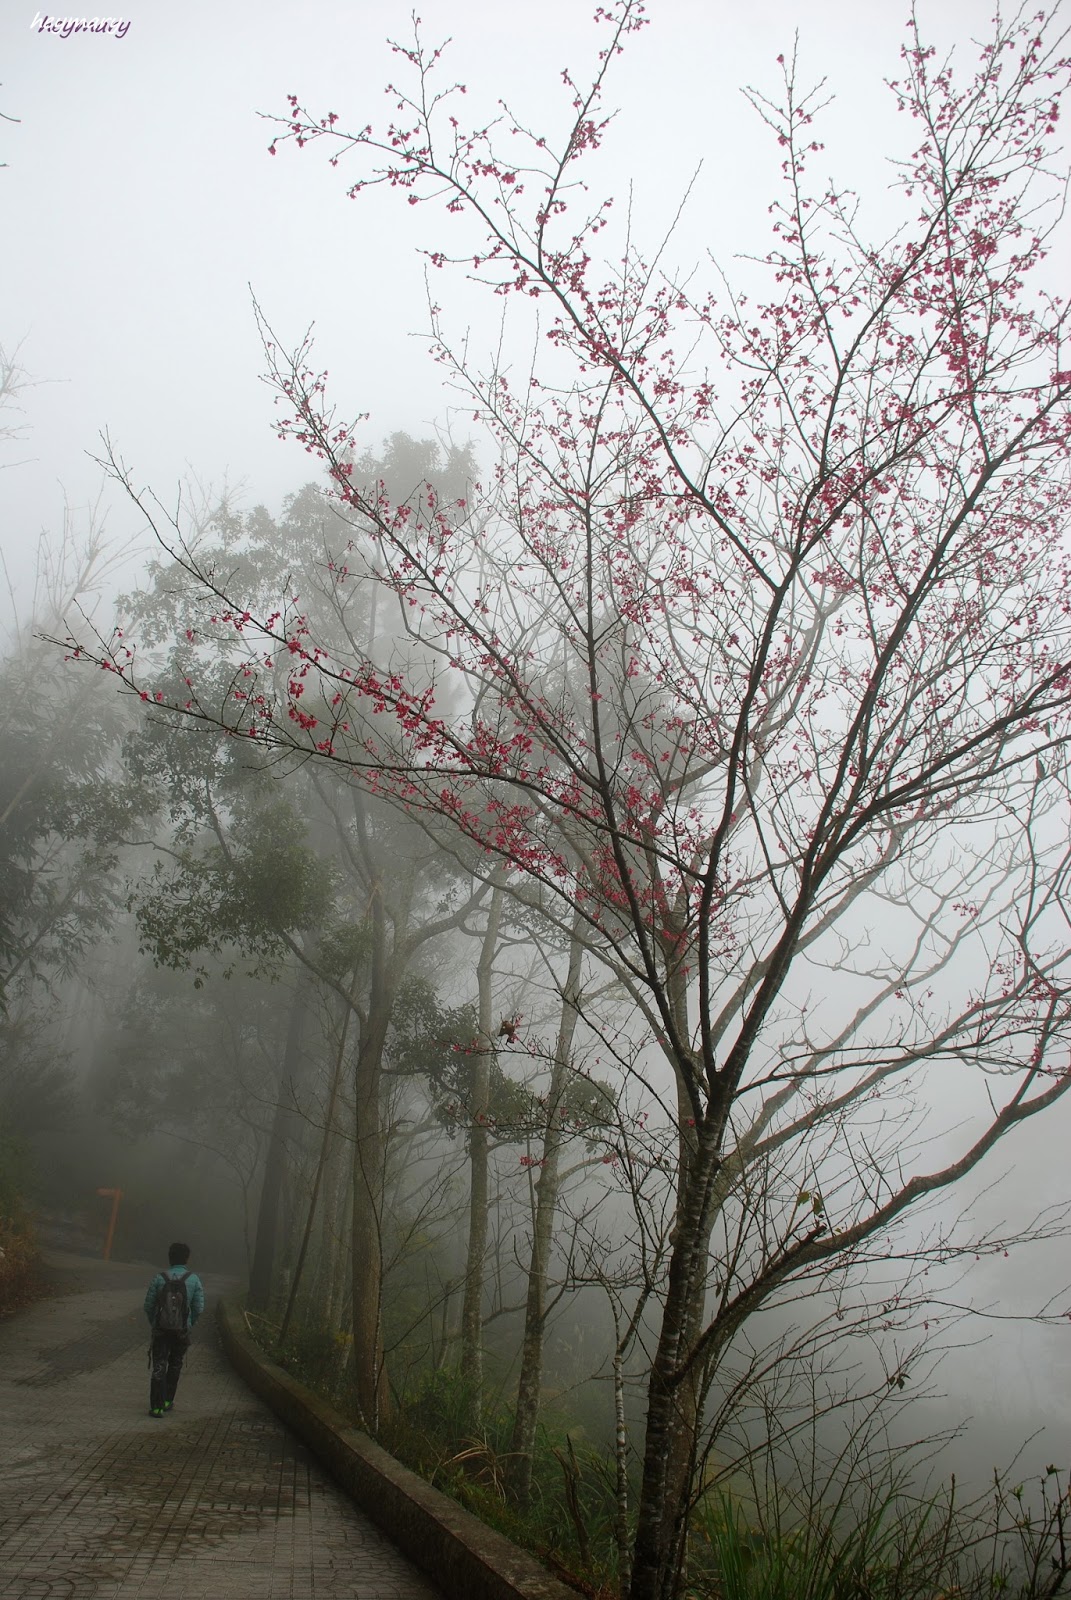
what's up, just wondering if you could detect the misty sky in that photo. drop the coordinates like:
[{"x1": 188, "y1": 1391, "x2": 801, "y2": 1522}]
[{"x1": 2, "y1": 0, "x2": 1013, "y2": 623}]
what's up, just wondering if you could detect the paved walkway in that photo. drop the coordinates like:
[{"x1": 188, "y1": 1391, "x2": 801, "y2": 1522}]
[{"x1": 0, "y1": 1254, "x2": 443, "y2": 1599}]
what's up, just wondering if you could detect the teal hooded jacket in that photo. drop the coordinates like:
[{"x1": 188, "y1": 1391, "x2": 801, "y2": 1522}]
[{"x1": 144, "y1": 1264, "x2": 206, "y2": 1329}]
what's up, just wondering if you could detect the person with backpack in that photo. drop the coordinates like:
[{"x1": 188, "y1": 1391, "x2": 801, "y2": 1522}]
[{"x1": 143, "y1": 1242, "x2": 205, "y2": 1417}]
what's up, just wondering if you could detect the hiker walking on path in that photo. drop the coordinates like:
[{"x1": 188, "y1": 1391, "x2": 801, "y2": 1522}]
[{"x1": 144, "y1": 1241, "x2": 205, "y2": 1416}]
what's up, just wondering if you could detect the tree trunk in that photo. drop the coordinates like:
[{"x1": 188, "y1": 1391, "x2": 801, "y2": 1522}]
[
  {"x1": 312, "y1": 1091, "x2": 350, "y2": 1328},
  {"x1": 350, "y1": 1030, "x2": 388, "y2": 1427},
  {"x1": 248, "y1": 972, "x2": 310, "y2": 1312},
  {"x1": 459, "y1": 883, "x2": 504, "y2": 1421},
  {"x1": 350, "y1": 880, "x2": 394, "y2": 1431},
  {"x1": 278, "y1": 984, "x2": 355, "y2": 1346},
  {"x1": 327, "y1": 1130, "x2": 353, "y2": 1329},
  {"x1": 508, "y1": 918, "x2": 584, "y2": 1504},
  {"x1": 629, "y1": 1132, "x2": 721, "y2": 1600},
  {"x1": 613, "y1": 1339, "x2": 632, "y2": 1598}
]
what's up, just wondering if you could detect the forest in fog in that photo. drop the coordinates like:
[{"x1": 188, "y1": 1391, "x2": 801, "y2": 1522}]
[{"x1": 4, "y1": 3, "x2": 1071, "y2": 1597}]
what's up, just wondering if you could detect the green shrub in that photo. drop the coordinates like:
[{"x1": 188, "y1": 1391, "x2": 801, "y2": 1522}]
[{"x1": 0, "y1": 1129, "x2": 41, "y2": 1317}]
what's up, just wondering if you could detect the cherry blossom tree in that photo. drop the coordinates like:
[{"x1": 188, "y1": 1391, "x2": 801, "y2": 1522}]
[{"x1": 63, "y1": 6, "x2": 1071, "y2": 1595}]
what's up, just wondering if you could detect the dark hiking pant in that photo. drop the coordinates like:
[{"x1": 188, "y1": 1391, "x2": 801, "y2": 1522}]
[{"x1": 149, "y1": 1331, "x2": 189, "y2": 1409}]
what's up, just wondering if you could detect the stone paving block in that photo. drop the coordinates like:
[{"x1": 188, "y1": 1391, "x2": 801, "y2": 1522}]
[{"x1": 0, "y1": 1254, "x2": 443, "y2": 1599}]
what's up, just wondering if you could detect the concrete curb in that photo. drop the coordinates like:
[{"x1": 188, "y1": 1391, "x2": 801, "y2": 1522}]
[{"x1": 217, "y1": 1300, "x2": 581, "y2": 1600}]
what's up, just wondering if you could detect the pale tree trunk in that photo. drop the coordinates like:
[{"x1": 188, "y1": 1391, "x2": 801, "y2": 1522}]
[
  {"x1": 613, "y1": 1336, "x2": 632, "y2": 1598},
  {"x1": 248, "y1": 971, "x2": 310, "y2": 1312},
  {"x1": 312, "y1": 1099, "x2": 351, "y2": 1329},
  {"x1": 277, "y1": 982, "x2": 356, "y2": 1346},
  {"x1": 350, "y1": 877, "x2": 393, "y2": 1430},
  {"x1": 327, "y1": 1134, "x2": 353, "y2": 1329},
  {"x1": 508, "y1": 917, "x2": 584, "y2": 1503},
  {"x1": 459, "y1": 881, "x2": 504, "y2": 1421}
]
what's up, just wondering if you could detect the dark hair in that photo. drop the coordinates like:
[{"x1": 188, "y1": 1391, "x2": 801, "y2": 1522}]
[{"x1": 168, "y1": 1241, "x2": 191, "y2": 1266}]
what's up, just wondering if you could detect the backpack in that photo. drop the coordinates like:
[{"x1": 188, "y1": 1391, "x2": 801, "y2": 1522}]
[{"x1": 153, "y1": 1269, "x2": 191, "y2": 1335}]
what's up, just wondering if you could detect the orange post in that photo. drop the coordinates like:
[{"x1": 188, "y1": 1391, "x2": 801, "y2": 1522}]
[{"x1": 95, "y1": 1187, "x2": 122, "y2": 1261}]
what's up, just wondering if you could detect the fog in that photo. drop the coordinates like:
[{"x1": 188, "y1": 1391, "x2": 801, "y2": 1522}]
[
  {"x1": 0, "y1": 0, "x2": 1020, "y2": 608},
  {"x1": 3, "y1": 3, "x2": 1071, "y2": 1596}
]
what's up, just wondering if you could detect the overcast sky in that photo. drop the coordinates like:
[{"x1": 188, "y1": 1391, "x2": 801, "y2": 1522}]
[{"x1": 1, "y1": 0, "x2": 1017, "y2": 622}]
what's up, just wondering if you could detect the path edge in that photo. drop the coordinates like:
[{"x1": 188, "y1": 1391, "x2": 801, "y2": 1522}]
[{"x1": 217, "y1": 1299, "x2": 581, "y2": 1600}]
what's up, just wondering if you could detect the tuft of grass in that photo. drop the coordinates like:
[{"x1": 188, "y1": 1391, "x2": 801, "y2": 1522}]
[
  {"x1": 380, "y1": 1367, "x2": 623, "y2": 1593},
  {"x1": 693, "y1": 1482, "x2": 951, "y2": 1600},
  {"x1": 690, "y1": 1465, "x2": 1071, "y2": 1600}
]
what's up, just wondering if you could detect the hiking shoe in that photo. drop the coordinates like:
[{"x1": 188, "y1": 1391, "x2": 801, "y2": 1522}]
[
  {"x1": 150, "y1": 1407, "x2": 164, "y2": 1417},
  {"x1": 162, "y1": 1401, "x2": 174, "y2": 1411}
]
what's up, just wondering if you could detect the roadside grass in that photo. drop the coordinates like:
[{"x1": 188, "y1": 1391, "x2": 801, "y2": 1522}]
[{"x1": 246, "y1": 1312, "x2": 1071, "y2": 1600}]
